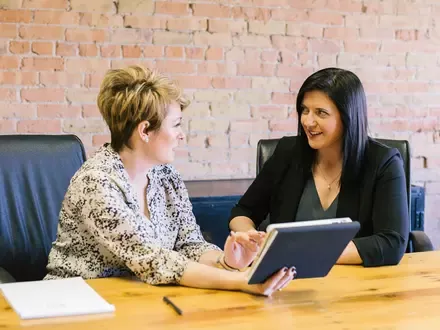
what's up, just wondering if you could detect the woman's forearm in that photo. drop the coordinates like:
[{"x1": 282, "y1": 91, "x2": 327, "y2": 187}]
[
  {"x1": 229, "y1": 216, "x2": 256, "y2": 232},
  {"x1": 198, "y1": 250, "x2": 222, "y2": 268},
  {"x1": 179, "y1": 261, "x2": 243, "y2": 291},
  {"x1": 336, "y1": 241, "x2": 362, "y2": 265}
]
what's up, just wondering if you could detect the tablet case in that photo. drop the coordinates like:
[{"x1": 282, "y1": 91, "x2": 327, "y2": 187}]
[{"x1": 247, "y1": 221, "x2": 361, "y2": 284}]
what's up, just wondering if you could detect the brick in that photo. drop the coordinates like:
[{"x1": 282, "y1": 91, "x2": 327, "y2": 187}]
[
  {"x1": 193, "y1": 4, "x2": 230, "y2": 18},
  {"x1": 310, "y1": 39, "x2": 341, "y2": 54},
  {"x1": 235, "y1": 90, "x2": 271, "y2": 104},
  {"x1": 66, "y1": 88, "x2": 98, "y2": 103},
  {"x1": 63, "y1": 119, "x2": 106, "y2": 133},
  {"x1": 79, "y1": 13, "x2": 123, "y2": 28},
  {"x1": 210, "y1": 162, "x2": 249, "y2": 177},
  {"x1": 22, "y1": 57, "x2": 64, "y2": 71},
  {"x1": 270, "y1": 118, "x2": 298, "y2": 132},
  {"x1": 0, "y1": 10, "x2": 32, "y2": 23},
  {"x1": 0, "y1": 23, "x2": 16, "y2": 37},
  {"x1": 230, "y1": 132, "x2": 249, "y2": 147},
  {"x1": 18, "y1": 119, "x2": 61, "y2": 133},
  {"x1": 287, "y1": 24, "x2": 323, "y2": 38},
  {"x1": 272, "y1": 92, "x2": 296, "y2": 105},
  {"x1": 407, "y1": 54, "x2": 437, "y2": 66},
  {"x1": 204, "y1": 47, "x2": 222, "y2": 61},
  {"x1": 22, "y1": 0, "x2": 67, "y2": 9},
  {"x1": 251, "y1": 105, "x2": 288, "y2": 119},
  {"x1": 189, "y1": 119, "x2": 229, "y2": 132},
  {"x1": 189, "y1": 149, "x2": 229, "y2": 163},
  {"x1": 0, "y1": 103, "x2": 36, "y2": 118},
  {"x1": 225, "y1": 48, "x2": 245, "y2": 61},
  {"x1": 92, "y1": 134, "x2": 110, "y2": 146},
  {"x1": 82, "y1": 104, "x2": 100, "y2": 118},
  {"x1": 184, "y1": 103, "x2": 210, "y2": 117},
  {"x1": 345, "y1": 14, "x2": 378, "y2": 28},
  {"x1": 40, "y1": 72, "x2": 83, "y2": 87},
  {"x1": 9, "y1": 41, "x2": 29, "y2": 54},
  {"x1": 231, "y1": 7, "x2": 270, "y2": 21},
  {"x1": 380, "y1": 15, "x2": 427, "y2": 29},
  {"x1": 271, "y1": 8, "x2": 307, "y2": 21},
  {"x1": 262, "y1": 50, "x2": 280, "y2": 63},
  {"x1": 19, "y1": 26, "x2": 64, "y2": 40},
  {"x1": 252, "y1": 77, "x2": 290, "y2": 91},
  {"x1": 56, "y1": 42, "x2": 77, "y2": 56},
  {"x1": 21, "y1": 88, "x2": 64, "y2": 102},
  {"x1": 79, "y1": 44, "x2": 98, "y2": 57},
  {"x1": 122, "y1": 45, "x2": 142, "y2": 58},
  {"x1": 165, "y1": 18, "x2": 206, "y2": 32},
  {"x1": 194, "y1": 90, "x2": 232, "y2": 102},
  {"x1": 111, "y1": 59, "x2": 154, "y2": 70},
  {"x1": 143, "y1": 45, "x2": 163, "y2": 57},
  {"x1": 194, "y1": 32, "x2": 232, "y2": 47},
  {"x1": 0, "y1": 88, "x2": 16, "y2": 101},
  {"x1": 308, "y1": 11, "x2": 344, "y2": 25},
  {"x1": 0, "y1": 55, "x2": 19, "y2": 69},
  {"x1": 186, "y1": 133, "x2": 206, "y2": 148},
  {"x1": 237, "y1": 63, "x2": 275, "y2": 76},
  {"x1": 153, "y1": 31, "x2": 191, "y2": 45},
  {"x1": 37, "y1": 104, "x2": 81, "y2": 118},
  {"x1": 230, "y1": 119, "x2": 268, "y2": 132},
  {"x1": 317, "y1": 54, "x2": 337, "y2": 67},
  {"x1": 165, "y1": 46, "x2": 183, "y2": 58},
  {"x1": 359, "y1": 27, "x2": 394, "y2": 39},
  {"x1": 175, "y1": 162, "x2": 210, "y2": 179},
  {"x1": 0, "y1": 39, "x2": 8, "y2": 54},
  {"x1": 111, "y1": 29, "x2": 151, "y2": 43},
  {"x1": 272, "y1": 36, "x2": 308, "y2": 51},
  {"x1": 229, "y1": 148, "x2": 255, "y2": 163},
  {"x1": 212, "y1": 77, "x2": 251, "y2": 89},
  {"x1": 66, "y1": 28, "x2": 108, "y2": 42},
  {"x1": 344, "y1": 41, "x2": 379, "y2": 53},
  {"x1": 249, "y1": 21, "x2": 286, "y2": 35},
  {"x1": 0, "y1": 119, "x2": 16, "y2": 132},
  {"x1": 208, "y1": 19, "x2": 246, "y2": 34},
  {"x1": 326, "y1": 0, "x2": 363, "y2": 12},
  {"x1": 211, "y1": 103, "x2": 250, "y2": 118},
  {"x1": 31, "y1": 42, "x2": 53, "y2": 55},
  {"x1": 324, "y1": 27, "x2": 359, "y2": 39},
  {"x1": 276, "y1": 65, "x2": 313, "y2": 79},
  {"x1": 155, "y1": 2, "x2": 188, "y2": 15},
  {"x1": 233, "y1": 35, "x2": 272, "y2": 48},
  {"x1": 66, "y1": 58, "x2": 110, "y2": 72},
  {"x1": 100, "y1": 45, "x2": 121, "y2": 58},
  {"x1": 155, "y1": 60, "x2": 195, "y2": 74},
  {"x1": 84, "y1": 73, "x2": 105, "y2": 88},
  {"x1": 185, "y1": 47, "x2": 204, "y2": 59},
  {"x1": 34, "y1": 11, "x2": 79, "y2": 24},
  {"x1": 206, "y1": 135, "x2": 230, "y2": 148},
  {"x1": 0, "y1": 72, "x2": 37, "y2": 85},
  {"x1": 123, "y1": 15, "x2": 166, "y2": 29},
  {"x1": 70, "y1": 0, "x2": 114, "y2": 12}
]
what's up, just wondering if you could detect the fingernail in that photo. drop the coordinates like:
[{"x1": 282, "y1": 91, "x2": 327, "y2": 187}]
[
  {"x1": 283, "y1": 267, "x2": 288, "y2": 272},
  {"x1": 290, "y1": 267, "x2": 295, "y2": 273}
]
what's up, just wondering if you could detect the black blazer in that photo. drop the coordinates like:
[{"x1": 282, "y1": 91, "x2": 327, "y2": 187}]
[{"x1": 229, "y1": 136, "x2": 409, "y2": 267}]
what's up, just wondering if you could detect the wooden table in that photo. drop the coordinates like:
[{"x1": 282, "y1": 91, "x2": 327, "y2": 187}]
[{"x1": 1, "y1": 251, "x2": 440, "y2": 329}]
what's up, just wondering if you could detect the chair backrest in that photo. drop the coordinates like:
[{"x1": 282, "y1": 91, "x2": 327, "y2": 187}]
[
  {"x1": 0, "y1": 135, "x2": 86, "y2": 281},
  {"x1": 256, "y1": 137, "x2": 411, "y2": 212}
]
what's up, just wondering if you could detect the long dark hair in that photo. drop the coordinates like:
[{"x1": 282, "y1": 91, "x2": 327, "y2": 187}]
[{"x1": 296, "y1": 68, "x2": 368, "y2": 183}]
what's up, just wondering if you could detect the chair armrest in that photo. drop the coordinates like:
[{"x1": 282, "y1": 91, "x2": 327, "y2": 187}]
[
  {"x1": 409, "y1": 231, "x2": 434, "y2": 252},
  {"x1": 0, "y1": 267, "x2": 15, "y2": 284}
]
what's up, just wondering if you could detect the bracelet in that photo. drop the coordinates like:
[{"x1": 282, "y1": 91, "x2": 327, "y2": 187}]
[{"x1": 217, "y1": 252, "x2": 240, "y2": 272}]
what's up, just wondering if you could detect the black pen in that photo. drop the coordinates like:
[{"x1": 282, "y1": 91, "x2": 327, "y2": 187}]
[{"x1": 163, "y1": 296, "x2": 183, "y2": 316}]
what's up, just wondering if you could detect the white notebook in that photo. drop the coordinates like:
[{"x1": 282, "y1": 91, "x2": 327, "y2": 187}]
[{"x1": 0, "y1": 277, "x2": 115, "y2": 320}]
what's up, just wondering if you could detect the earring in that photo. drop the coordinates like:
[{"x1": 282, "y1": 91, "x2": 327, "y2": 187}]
[{"x1": 144, "y1": 136, "x2": 149, "y2": 143}]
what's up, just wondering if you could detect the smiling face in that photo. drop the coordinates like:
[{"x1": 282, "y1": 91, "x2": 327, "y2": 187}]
[
  {"x1": 145, "y1": 101, "x2": 185, "y2": 165},
  {"x1": 300, "y1": 90, "x2": 344, "y2": 152}
]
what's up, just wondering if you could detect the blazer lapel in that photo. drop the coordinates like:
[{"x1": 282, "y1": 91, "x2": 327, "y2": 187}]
[
  {"x1": 336, "y1": 179, "x2": 360, "y2": 222},
  {"x1": 273, "y1": 165, "x2": 307, "y2": 224}
]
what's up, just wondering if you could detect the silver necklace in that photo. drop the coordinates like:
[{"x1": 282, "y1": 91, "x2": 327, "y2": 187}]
[{"x1": 316, "y1": 163, "x2": 341, "y2": 190}]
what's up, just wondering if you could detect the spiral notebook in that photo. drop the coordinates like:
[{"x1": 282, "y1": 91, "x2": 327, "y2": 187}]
[{"x1": 0, "y1": 277, "x2": 115, "y2": 320}]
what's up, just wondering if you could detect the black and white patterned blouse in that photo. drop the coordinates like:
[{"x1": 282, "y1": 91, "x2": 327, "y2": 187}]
[{"x1": 45, "y1": 144, "x2": 220, "y2": 285}]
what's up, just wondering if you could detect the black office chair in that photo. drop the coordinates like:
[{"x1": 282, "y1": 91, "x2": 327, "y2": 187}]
[
  {"x1": 256, "y1": 137, "x2": 434, "y2": 253},
  {"x1": 0, "y1": 135, "x2": 86, "y2": 283}
]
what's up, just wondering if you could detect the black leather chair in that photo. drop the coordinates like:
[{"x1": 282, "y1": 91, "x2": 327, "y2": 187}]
[
  {"x1": 256, "y1": 137, "x2": 434, "y2": 253},
  {"x1": 0, "y1": 135, "x2": 86, "y2": 283}
]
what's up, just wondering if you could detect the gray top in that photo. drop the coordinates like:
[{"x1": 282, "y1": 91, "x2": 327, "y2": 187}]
[{"x1": 296, "y1": 176, "x2": 339, "y2": 221}]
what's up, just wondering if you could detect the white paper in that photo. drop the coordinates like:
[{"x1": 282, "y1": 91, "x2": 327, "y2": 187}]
[{"x1": 0, "y1": 277, "x2": 115, "y2": 320}]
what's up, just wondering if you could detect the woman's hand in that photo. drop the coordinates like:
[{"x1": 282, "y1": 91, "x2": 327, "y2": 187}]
[
  {"x1": 223, "y1": 230, "x2": 266, "y2": 270},
  {"x1": 239, "y1": 266, "x2": 296, "y2": 296}
]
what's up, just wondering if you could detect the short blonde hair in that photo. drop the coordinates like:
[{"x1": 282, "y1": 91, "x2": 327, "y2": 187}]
[{"x1": 97, "y1": 65, "x2": 190, "y2": 152}]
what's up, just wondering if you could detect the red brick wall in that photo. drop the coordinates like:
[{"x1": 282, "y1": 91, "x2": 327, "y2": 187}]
[{"x1": 0, "y1": 0, "x2": 439, "y2": 245}]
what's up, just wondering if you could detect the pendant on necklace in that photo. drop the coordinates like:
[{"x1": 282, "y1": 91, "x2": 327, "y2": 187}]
[{"x1": 328, "y1": 184, "x2": 331, "y2": 190}]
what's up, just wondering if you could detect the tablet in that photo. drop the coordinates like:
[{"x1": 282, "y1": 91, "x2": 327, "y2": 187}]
[{"x1": 247, "y1": 218, "x2": 360, "y2": 285}]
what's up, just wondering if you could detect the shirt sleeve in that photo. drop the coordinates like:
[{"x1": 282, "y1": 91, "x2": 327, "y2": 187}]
[
  {"x1": 75, "y1": 171, "x2": 191, "y2": 285},
  {"x1": 352, "y1": 152, "x2": 410, "y2": 266},
  {"x1": 168, "y1": 168, "x2": 222, "y2": 260}
]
